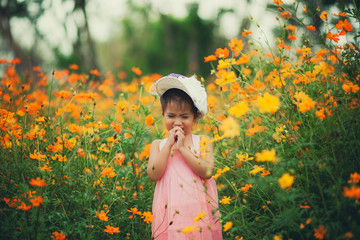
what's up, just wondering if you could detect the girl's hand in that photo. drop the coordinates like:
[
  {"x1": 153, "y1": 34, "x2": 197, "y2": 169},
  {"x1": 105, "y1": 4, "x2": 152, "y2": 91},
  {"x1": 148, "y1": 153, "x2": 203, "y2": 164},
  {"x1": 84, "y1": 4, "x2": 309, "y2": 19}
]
[
  {"x1": 167, "y1": 127, "x2": 183, "y2": 147},
  {"x1": 174, "y1": 130, "x2": 185, "y2": 149}
]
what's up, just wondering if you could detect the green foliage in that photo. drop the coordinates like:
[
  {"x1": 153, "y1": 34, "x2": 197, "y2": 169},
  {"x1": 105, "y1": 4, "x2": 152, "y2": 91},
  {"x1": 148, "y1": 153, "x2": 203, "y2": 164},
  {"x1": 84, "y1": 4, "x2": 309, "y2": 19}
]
[{"x1": 1, "y1": 1, "x2": 360, "y2": 240}]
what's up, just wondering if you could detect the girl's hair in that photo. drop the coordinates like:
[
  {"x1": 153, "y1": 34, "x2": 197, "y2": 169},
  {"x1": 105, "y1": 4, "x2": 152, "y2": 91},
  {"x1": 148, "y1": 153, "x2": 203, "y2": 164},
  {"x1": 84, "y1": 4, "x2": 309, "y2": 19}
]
[{"x1": 160, "y1": 88, "x2": 201, "y2": 119}]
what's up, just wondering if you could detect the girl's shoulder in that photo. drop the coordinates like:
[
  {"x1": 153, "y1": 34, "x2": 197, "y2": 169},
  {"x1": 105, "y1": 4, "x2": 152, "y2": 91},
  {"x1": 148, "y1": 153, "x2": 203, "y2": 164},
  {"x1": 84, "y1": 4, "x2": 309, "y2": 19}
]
[{"x1": 151, "y1": 138, "x2": 168, "y2": 150}]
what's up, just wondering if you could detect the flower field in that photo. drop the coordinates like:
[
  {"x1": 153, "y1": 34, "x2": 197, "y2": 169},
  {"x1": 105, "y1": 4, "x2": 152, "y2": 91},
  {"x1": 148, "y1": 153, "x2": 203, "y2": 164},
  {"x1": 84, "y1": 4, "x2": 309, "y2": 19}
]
[{"x1": 1, "y1": 1, "x2": 360, "y2": 239}]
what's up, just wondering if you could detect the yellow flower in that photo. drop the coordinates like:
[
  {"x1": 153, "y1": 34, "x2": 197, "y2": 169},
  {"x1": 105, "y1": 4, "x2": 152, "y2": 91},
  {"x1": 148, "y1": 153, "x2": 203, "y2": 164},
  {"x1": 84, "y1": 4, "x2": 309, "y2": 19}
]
[
  {"x1": 255, "y1": 149, "x2": 278, "y2": 163},
  {"x1": 219, "y1": 117, "x2": 240, "y2": 138},
  {"x1": 274, "y1": 235, "x2": 283, "y2": 240},
  {"x1": 182, "y1": 225, "x2": 199, "y2": 234},
  {"x1": 278, "y1": 173, "x2": 294, "y2": 189},
  {"x1": 293, "y1": 91, "x2": 316, "y2": 113},
  {"x1": 217, "y1": 59, "x2": 236, "y2": 70},
  {"x1": 228, "y1": 101, "x2": 249, "y2": 117},
  {"x1": 220, "y1": 196, "x2": 231, "y2": 204},
  {"x1": 223, "y1": 221, "x2": 233, "y2": 231},
  {"x1": 193, "y1": 210, "x2": 206, "y2": 223},
  {"x1": 314, "y1": 61, "x2": 334, "y2": 76},
  {"x1": 249, "y1": 165, "x2": 265, "y2": 174},
  {"x1": 215, "y1": 70, "x2": 236, "y2": 86},
  {"x1": 256, "y1": 92, "x2": 280, "y2": 113},
  {"x1": 236, "y1": 152, "x2": 254, "y2": 161},
  {"x1": 320, "y1": 11, "x2": 328, "y2": 20}
]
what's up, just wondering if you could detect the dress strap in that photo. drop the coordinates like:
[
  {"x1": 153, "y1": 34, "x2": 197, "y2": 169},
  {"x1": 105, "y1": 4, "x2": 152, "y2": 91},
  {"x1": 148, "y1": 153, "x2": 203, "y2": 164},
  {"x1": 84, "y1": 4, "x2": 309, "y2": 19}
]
[{"x1": 159, "y1": 138, "x2": 167, "y2": 151}]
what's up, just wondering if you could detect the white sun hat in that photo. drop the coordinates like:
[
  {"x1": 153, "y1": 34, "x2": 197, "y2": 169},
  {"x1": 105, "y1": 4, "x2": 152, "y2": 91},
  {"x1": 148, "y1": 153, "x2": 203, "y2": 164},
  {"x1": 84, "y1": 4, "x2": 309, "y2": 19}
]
[{"x1": 149, "y1": 73, "x2": 208, "y2": 117}]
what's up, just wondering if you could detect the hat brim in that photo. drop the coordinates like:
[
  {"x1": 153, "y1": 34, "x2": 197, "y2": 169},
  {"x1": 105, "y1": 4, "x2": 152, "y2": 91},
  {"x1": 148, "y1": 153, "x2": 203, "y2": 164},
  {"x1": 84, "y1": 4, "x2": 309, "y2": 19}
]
[{"x1": 154, "y1": 76, "x2": 191, "y2": 98}]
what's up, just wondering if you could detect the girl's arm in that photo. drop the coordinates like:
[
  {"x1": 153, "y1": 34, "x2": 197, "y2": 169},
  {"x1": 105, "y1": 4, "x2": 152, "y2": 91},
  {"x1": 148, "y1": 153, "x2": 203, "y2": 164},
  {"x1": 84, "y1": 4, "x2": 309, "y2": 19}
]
[
  {"x1": 147, "y1": 127, "x2": 181, "y2": 181},
  {"x1": 147, "y1": 140, "x2": 171, "y2": 181},
  {"x1": 177, "y1": 135, "x2": 215, "y2": 179}
]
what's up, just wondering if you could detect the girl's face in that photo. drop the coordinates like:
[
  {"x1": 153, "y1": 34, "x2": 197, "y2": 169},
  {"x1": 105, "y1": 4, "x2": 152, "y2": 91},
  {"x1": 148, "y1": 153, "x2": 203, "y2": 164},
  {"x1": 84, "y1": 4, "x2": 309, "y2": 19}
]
[{"x1": 163, "y1": 101, "x2": 196, "y2": 136}]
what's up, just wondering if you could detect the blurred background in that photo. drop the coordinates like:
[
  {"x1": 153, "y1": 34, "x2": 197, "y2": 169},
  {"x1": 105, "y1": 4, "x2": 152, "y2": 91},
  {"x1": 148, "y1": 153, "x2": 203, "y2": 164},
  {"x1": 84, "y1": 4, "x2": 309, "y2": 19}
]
[{"x1": 0, "y1": 0, "x2": 354, "y2": 78}]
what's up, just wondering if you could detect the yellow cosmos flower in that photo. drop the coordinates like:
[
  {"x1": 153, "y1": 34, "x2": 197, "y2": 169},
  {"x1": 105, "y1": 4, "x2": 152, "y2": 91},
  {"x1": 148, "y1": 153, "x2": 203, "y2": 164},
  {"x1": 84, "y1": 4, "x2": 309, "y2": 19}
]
[
  {"x1": 223, "y1": 221, "x2": 233, "y2": 231},
  {"x1": 182, "y1": 225, "x2": 199, "y2": 234},
  {"x1": 256, "y1": 92, "x2": 280, "y2": 113},
  {"x1": 220, "y1": 196, "x2": 231, "y2": 204},
  {"x1": 249, "y1": 165, "x2": 265, "y2": 174},
  {"x1": 255, "y1": 149, "x2": 278, "y2": 163},
  {"x1": 193, "y1": 210, "x2": 206, "y2": 223},
  {"x1": 278, "y1": 173, "x2": 294, "y2": 189},
  {"x1": 228, "y1": 101, "x2": 249, "y2": 117},
  {"x1": 219, "y1": 117, "x2": 240, "y2": 138},
  {"x1": 215, "y1": 70, "x2": 236, "y2": 86}
]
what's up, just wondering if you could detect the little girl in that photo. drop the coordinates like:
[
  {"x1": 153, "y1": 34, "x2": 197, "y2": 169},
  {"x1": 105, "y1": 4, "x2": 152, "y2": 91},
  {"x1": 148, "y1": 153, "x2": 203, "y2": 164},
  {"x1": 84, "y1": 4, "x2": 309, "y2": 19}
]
[{"x1": 147, "y1": 73, "x2": 223, "y2": 240}]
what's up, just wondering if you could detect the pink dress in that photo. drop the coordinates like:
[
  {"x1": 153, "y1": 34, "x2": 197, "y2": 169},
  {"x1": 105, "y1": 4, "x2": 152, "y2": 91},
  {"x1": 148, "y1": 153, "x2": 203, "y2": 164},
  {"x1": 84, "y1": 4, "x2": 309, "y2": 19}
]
[{"x1": 151, "y1": 134, "x2": 223, "y2": 240}]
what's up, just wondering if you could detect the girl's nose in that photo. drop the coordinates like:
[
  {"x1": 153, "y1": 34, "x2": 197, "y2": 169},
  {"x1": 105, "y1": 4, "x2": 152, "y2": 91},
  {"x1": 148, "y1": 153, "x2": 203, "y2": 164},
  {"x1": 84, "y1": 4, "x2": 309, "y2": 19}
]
[{"x1": 174, "y1": 119, "x2": 182, "y2": 126}]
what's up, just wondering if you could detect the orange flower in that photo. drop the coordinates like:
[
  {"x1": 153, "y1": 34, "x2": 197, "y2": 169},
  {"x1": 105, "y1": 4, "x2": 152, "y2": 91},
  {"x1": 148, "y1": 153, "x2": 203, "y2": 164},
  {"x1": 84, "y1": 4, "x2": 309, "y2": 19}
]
[
  {"x1": 77, "y1": 148, "x2": 85, "y2": 157},
  {"x1": 90, "y1": 69, "x2": 100, "y2": 76},
  {"x1": 33, "y1": 66, "x2": 42, "y2": 72},
  {"x1": 142, "y1": 211, "x2": 153, "y2": 223},
  {"x1": 145, "y1": 115, "x2": 154, "y2": 126},
  {"x1": 204, "y1": 55, "x2": 217, "y2": 62},
  {"x1": 236, "y1": 54, "x2": 250, "y2": 65},
  {"x1": 241, "y1": 29, "x2": 252, "y2": 37},
  {"x1": 69, "y1": 64, "x2": 79, "y2": 70},
  {"x1": 97, "y1": 210, "x2": 109, "y2": 221},
  {"x1": 261, "y1": 170, "x2": 271, "y2": 177},
  {"x1": 293, "y1": 91, "x2": 316, "y2": 113},
  {"x1": 349, "y1": 172, "x2": 360, "y2": 184},
  {"x1": 29, "y1": 150, "x2": 46, "y2": 161},
  {"x1": 17, "y1": 202, "x2": 32, "y2": 211},
  {"x1": 106, "y1": 136, "x2": 117, "y2": 143},
  {"x1": 299, "y1": 202, "x2": 311, "y2": 209},
  {"x1": 285, "y1": 24, "x2": 296, "y2": 32},
  {"x1": 51, "y1": 231, "x2": 67, "y2": 240},
  {"x1": 314, "y1": 225, "x2": 327, "y2": 239},
  {"x1": 40, "y1": 164, "x2": 53, "y2": 172},
  {"x1": 342, "y1": 81, "x2": 360, "y2": 93},
  {"x1": 131, "y1": 67, "x2": 142, "y2": 75},
  {"x1": 333, "y1": 12, "x2": 347, "y2": 17},
  {"x1": 128, "y1": 207, "x2": 142, "y2": 215},
  {"x1": 228, "y1": 38, "x2": 244, "y2": 53},
  {"x1": 241, "y1": 184, "x2": 253, "y2": 193},
  {"x1": 104, "y1": 225, "x2": 120, "y2": 234},
  {"x1": 101, "y1": 166, "x2": 116, "y2": 178},
  {"x1": 115, "y1": 153, "x2": 125, "y2": 165},
  {"x1": 30, "y1": 196, "x2": 44, "y2": 207},
  {"x1": 215, "y1": 48, "x2": 229, "y2": 58},
  {"x1": 274, "y1": 0, "x2": 283, "y2": 5},
  {"x1": 343, "y1": 186, "x2": 360, "y2": 199},
  {"x1": 336, "y1": 19, "x2": 353, "y2": 35},
  {"x1": 306, "y1": 25, "x2": 316, "y2": 31},
  {"x1": 140, "y1": 144, "x2": 151, "y2": 159},
  {"x1": 110, "y1": 121, "x2": 122, "y2": 133},
  {"x1": 280, "y1": 11, "x2": 292, "y2": 19},
  {"x1": 29, "y1": 177, "x2": 47, "y2": 187},
  {"x1": 230, "y1": 82, "x2": 241, "y2": 93},
  {"x1": 288, "y1": 34, "x2": 297, "y2": 40}
]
